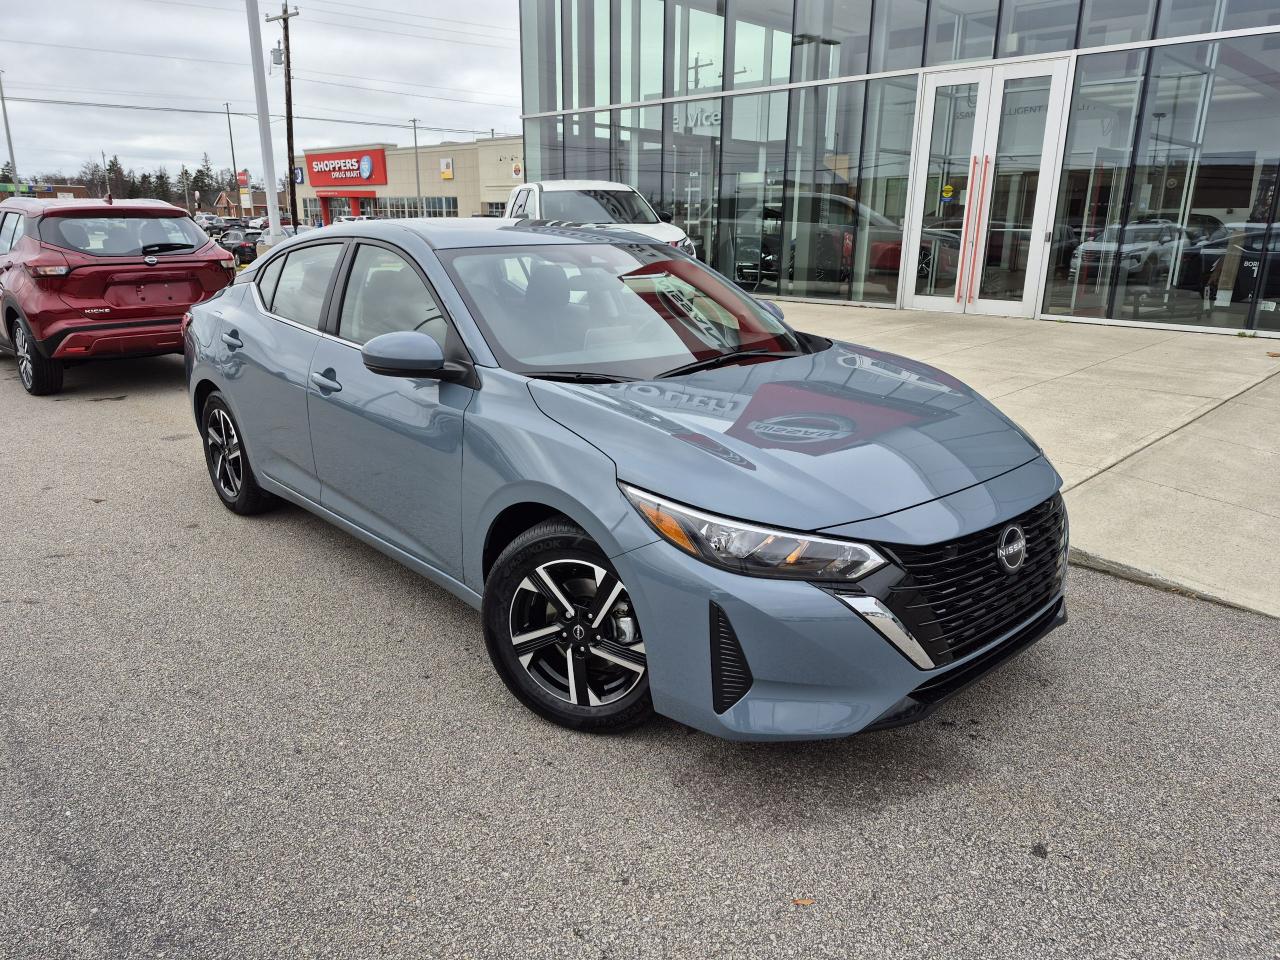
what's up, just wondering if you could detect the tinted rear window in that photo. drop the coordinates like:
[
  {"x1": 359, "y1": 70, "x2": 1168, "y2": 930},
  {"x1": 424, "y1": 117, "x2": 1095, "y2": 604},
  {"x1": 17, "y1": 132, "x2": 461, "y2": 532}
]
[{"x1": 39, "y1": 215, "x2": 208, "y2": 257}]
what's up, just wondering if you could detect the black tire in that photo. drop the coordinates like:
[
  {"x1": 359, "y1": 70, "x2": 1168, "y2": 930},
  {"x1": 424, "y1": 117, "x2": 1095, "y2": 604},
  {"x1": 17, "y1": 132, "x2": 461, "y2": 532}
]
[
  {"x1": 11, "y1": 317, "x2": 63, "y2": 396},
  {"x1": 200, "y1": 392, "x2": 278, "y2": 515},
  {"x1": 483, "y1": 519, "x2": 654, "y2": 733}
]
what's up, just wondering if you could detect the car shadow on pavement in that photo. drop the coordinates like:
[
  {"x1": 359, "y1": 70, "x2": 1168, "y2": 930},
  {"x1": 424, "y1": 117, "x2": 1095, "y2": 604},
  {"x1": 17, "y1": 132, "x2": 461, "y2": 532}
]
[{"x1": 52, "y1": 354, "x2": 187, "y2": 399}]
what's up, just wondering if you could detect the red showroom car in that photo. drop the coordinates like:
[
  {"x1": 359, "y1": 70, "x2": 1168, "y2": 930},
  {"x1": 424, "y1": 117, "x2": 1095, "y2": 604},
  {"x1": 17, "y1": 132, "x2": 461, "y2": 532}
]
[{"x1": 0, "y1": 197, "x2": 235, "y2": 395}]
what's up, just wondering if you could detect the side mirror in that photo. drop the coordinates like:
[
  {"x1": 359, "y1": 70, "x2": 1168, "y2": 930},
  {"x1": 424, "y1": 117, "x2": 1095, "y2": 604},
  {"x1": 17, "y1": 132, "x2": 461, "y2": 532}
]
[
  {"x1": 361, "y1": 331, "x2": 454, "y2": 379},
  {"x1": 757, "y1": 298, "x2": 785, "y2": 322},
  {"x1": 658, "y1": 209, "x2": 674, "y2": 223}
]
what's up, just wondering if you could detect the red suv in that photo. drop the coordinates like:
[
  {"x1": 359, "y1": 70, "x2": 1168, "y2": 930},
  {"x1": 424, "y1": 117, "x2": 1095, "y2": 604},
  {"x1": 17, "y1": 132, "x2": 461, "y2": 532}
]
[{"x1": 0, "y1": 197, "x2": 235, "y2": 395}]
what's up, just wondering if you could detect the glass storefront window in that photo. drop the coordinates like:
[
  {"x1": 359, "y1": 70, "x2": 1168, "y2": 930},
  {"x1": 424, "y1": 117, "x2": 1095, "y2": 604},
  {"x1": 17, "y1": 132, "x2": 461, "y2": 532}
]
[
  {"x1": 868, "y1": 0, "x2": 926, "y2": 71},
  {"x1": 791, "y1": 0, "x2": 872, "y2": 81},
  {"x1": 997, "y1": 0, "x2": 1080, "y2": 57},
  {"x1": 851, "y1": 77, "x2": 917, "y2": 302},
  {"x1": 782, "y1": 80, "x2": 866, "y2": 299},
  {"x1": 618, "y1": 0, "x2": 665, "y2": 104},
  {"x1": 1113, "y1": 36, "x2": 1280, "y2": 329},
  {"x1": 521, "y1": 0, "x2": 562, "y2": 114},
  {"x1": 716, "y1": 90, "x2": 788, "y2": 291},
  {"x1": 565, "y1": 0, "x2": 611, "y2": 110},
  {"x1": 925, "y1": 0, "x2": 999, "y2": 66},
  {"x1": 671, "y1": 0, "x2": 728, "y2": 96},
  {"x1": 564, "y1": 111, "x2": 613, "y2": 180},
  {"x1": 525, "y1": 116, "x2": 565, "y2": 182},
  {"x1": 614, "y1": 106, "x2": 667, "y2": 211},
  {"x1": 667, "y1": 97, "x2": 724, "y2": 259},
  {"x1": 1155, "y1": 0, "x2": 1280, "y2": 40},
  {"x1": 726, "y1": 0, "x2": 793, "y2": 90},
  {"x1": 1077, "y1": 0, "x2": 1155, "y2": 48},
  {"x1": 1042, "y1": 50, "x2": 1147, "y2": 318}
]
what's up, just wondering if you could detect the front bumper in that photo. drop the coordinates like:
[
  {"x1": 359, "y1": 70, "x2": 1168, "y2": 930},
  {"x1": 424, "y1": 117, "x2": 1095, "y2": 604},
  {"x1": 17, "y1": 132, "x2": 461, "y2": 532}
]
[{"x1": 613, "y1": 538, "x2": 1067, "y2": 742}]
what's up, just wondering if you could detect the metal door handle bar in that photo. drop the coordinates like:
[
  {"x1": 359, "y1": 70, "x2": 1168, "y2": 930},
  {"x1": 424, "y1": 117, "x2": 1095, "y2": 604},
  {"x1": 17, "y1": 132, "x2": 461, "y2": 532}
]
[
  {"x1": 956, "y1": 155, "x2": 978, "y2": 304},
  {"x1": 967, "y1": 154, "x2": 991, "y2": 304},
  {"x1": 310, "y1": 371, "x2": 342, "y2": 393}
]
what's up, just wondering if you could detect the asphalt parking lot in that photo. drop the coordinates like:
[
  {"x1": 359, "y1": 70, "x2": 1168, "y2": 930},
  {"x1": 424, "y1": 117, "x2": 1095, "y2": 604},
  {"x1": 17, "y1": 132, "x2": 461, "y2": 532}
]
[{"x1": 1, "y1": 355, "x2": 1277, "y2": 959}]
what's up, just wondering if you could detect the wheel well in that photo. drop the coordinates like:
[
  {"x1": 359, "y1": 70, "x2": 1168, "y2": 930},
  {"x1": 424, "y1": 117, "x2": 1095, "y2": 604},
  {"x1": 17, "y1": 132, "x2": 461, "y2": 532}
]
[
  {"x1": 4, "y1": 305, "x2": 17, "y2": 340},
  {"x1": 482, "y1": 503, "x2": 573, "y2": 582},
  {"x1": 193, "y1": 378, "x2": 218, "y2": 425}
]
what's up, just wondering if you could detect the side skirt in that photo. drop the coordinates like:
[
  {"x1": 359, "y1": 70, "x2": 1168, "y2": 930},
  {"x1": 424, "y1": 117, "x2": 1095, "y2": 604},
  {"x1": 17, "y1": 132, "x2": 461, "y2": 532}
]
[{"x1": 259, "y1": 475, "x2": 484, "y2": 610}]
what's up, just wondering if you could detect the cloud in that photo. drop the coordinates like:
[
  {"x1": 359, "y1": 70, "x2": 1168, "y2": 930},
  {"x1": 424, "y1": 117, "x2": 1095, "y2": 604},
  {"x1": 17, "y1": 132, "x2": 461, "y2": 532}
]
[{"x1": 1, "y1": 0, "x2": 522, "y2": 180}]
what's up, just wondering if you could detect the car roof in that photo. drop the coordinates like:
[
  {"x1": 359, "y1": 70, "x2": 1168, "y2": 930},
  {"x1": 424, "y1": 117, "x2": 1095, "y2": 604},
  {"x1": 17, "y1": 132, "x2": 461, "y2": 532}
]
[
  {"x1": 528, "y1": 180, "x2": 636, "y2": 193},
  {"x1": 307, "y1": 216, "x2": 663, "y2": 250},
  {"x1": 0, "y1": 197, "x2": 190, "y2": 217}
]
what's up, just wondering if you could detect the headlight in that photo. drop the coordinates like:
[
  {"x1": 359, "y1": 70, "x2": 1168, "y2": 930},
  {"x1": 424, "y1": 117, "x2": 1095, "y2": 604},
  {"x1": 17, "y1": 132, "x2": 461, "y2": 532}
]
[{"x1": 621, "y1": 484, "x2": 887, "y2": 581}]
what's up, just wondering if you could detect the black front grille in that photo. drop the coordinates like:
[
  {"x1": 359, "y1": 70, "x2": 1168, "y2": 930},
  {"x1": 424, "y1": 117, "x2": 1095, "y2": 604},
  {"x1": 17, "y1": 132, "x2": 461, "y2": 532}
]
[
  {"x1": 880, "y1": 494, "x2": 1067, "y2": 666},
  {"x1": 709, "y1": 603, "x2": 753, "y2": 714}
]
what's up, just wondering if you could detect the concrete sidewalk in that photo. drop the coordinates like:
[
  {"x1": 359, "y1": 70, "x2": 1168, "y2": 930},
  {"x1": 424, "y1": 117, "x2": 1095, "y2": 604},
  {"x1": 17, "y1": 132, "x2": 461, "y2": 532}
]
[{"x1": 783, "y1": 302, "x2": 1280, "y2": 618}]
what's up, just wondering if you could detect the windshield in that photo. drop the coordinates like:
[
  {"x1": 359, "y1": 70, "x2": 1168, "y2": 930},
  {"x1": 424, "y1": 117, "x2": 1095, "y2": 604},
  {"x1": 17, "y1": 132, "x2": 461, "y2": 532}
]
[
  {"x1": 441, "y1": 243, "x2": 806, "y2": 379},
  {"x1": 39, "y1": 215, "x2": 208, "y2": 257},
  {"x1": 540, "y1": 190, "x2": 659, "y2": 224}
]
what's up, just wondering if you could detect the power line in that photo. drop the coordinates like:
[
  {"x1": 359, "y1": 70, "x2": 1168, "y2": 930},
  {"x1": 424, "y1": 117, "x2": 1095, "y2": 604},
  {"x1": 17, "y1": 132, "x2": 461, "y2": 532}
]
[
  {"x1": 0, "y1": 37, "x2": 246, "y2": 67},
  {"x1": 294, "y1": 76, "x2": 517, "y2": 109},
  {"x1": 5, "y1": 96, "x2": 514, "y2": 136},
  {"x1": 302, "y1": 0, "x2": 518, "y2": 34},
  {"x1": 304, "y1": 16, "x2": 517, "y2": 49},
  {"x1": 296, "y1": 68, "x2": 513, "y2": 101},
  {"x1": 139, "y1": 0, "x2": 517, "y2": 46}
]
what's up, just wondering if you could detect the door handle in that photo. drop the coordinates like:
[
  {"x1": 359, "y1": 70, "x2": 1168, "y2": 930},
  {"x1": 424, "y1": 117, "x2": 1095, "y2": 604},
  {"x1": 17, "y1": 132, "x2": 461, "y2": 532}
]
[
  {"x1": 956, "y1": 155, "x2": 979, "y2": 304},
  {"x1": 221, "y1": 330, "x2": 244, "y2": 350},
  {"x1": 966, "y1": 154, "x2": 992, "y2": 304},
  {"x1": 310, "y1": 370, "x2": 342, "y2": 393}
]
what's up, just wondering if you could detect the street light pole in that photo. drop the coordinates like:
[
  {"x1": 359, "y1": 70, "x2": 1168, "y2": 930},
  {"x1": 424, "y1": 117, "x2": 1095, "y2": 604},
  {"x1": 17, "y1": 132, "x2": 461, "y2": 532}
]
[
  {"x1": 0, "y1": 70, "x2": 19, "y2": 192},
  {"x1": 244, "y1": 0, "x2": 283, "y2": 240},
  {"x1": 411, "y1": 118, "x2": 423, "y2": 218},
  {"x1": 266, "y1": 3, "x2": 300, "y2": 227},
  {"x1": 225, "y1": 102, "x2": 240, "y2": 217}
]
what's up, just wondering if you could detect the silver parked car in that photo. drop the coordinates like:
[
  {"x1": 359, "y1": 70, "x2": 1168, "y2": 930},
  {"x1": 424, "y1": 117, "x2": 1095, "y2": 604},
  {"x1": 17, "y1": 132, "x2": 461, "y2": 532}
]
[{"x1": 184, "y1": 219, "x2": 1068, "y2": 741}]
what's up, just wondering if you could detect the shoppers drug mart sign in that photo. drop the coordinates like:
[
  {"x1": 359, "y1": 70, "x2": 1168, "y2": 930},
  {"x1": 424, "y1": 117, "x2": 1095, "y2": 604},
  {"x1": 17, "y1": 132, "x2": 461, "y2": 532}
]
[{"x1": 305, "y1": 148, "x2": 388, "y2": 187}]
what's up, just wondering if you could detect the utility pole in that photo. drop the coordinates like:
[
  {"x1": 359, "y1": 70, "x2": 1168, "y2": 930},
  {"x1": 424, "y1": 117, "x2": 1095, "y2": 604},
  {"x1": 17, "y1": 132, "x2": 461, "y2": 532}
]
[
  {"x1": 411, "y1": 118, "x2": 423, "y2": 218},
  {"x1": 266, "y1": 3, "x2": 300, "y2": 227},
  {"x1": 225, "y1": 102, "x2": 240, "y2": 217},
  {"x1": 244, "y1": 0, "x2": 283, "y2": 240},
  {"x1": 0, "y1": 70, "x2": 19, "y2": 194}
]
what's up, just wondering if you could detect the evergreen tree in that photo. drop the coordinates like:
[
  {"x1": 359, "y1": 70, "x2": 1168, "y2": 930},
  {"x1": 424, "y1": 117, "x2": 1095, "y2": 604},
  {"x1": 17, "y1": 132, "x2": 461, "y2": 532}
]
[
  {"x1": 176, "y1": 165, "x2": 194, "y2": 210},
  {"x1": 105, "y1": 155, "x2": 128, "y2": 198},
  {"x1": 0, "y1": 161, "x2": 13, "y2": 185},
  {"x1": 154, "y1": 167, "x2": 174, "y2": 205}
]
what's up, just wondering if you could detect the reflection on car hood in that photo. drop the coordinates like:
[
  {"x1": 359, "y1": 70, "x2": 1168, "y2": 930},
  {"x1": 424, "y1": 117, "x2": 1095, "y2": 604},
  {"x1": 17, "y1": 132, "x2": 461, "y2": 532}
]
[{"x1": 529, "y1": 342, "x2": 1043, "y2": 530}]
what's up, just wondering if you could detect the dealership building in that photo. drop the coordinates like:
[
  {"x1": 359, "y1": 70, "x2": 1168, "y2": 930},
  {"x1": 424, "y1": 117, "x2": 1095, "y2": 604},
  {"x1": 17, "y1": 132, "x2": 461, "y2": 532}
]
[
  {"x1": 519, "y1": 0, "x2": 1280, "y2": 335},
  {"x1": 295, "y1": 135, "x2": 525, "y2": 225}
]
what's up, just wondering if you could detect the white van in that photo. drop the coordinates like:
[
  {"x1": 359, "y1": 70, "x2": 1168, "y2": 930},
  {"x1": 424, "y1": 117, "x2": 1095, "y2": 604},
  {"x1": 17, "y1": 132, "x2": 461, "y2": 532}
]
[{"x1": 505, "y1": 180, "x2": 697, "y2": 256}]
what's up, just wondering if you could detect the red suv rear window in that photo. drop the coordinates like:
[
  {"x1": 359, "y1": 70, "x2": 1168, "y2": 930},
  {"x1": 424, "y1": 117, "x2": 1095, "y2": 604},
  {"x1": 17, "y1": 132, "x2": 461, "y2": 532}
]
[{"x1": 39, "y1": 215, "x2": 208, "y2": 258}]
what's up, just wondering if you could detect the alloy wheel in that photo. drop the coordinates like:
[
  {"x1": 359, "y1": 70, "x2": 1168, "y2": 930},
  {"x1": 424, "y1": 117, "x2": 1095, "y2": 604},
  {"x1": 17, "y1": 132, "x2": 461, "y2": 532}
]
[
  {"x1": 13, "y1": 325, "x2": 32, "y2": 390},
  {"x1": 507, "y1": 559, "x2": 646, "y2": 707},
  {"x1": 205, "y1": 407, "x2": 244, "y2": 500}
]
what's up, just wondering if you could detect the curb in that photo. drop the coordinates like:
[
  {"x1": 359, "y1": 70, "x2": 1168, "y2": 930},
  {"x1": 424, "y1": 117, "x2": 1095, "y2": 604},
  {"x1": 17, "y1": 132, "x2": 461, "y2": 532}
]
[{"x1": 1068, "y1": 546, "x2": 1278, "y2": 621}]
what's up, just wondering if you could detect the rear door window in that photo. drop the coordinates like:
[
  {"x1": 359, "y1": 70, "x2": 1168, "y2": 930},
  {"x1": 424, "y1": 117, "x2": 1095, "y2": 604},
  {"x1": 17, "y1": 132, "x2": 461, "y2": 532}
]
[{"x1": 268, "y1": 244, "x2": 343, "y2": 329}]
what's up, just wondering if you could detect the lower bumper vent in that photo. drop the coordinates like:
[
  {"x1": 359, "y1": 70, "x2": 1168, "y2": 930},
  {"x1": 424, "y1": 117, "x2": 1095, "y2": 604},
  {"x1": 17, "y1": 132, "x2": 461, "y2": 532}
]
[{"x1": 710, "y1": 603, "x2": 753, "y2": 714}]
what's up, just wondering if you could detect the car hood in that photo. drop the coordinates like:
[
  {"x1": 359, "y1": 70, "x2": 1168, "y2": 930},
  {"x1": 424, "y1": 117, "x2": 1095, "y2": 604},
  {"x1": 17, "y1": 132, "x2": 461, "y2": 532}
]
[{"x1": 529, "y1": 342, "x2": 1043, "y2": 531}]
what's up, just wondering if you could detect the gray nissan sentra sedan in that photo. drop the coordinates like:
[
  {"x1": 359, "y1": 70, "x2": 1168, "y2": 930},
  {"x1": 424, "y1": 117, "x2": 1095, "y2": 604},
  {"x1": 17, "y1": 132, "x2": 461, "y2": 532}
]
[{"x1": 184, "y1": 218, "x2": 1067, "y2": 741}]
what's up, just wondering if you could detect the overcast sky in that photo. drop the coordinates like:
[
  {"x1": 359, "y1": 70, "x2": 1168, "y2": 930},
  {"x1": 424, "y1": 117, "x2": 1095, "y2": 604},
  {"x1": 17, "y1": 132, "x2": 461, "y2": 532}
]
[{"x1": 1, "y1": 0, "x2": 523, "y2": 181}]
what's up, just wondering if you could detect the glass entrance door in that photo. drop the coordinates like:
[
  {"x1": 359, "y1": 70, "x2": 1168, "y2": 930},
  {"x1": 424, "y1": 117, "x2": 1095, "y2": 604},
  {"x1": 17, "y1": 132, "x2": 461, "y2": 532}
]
[{"x1": 904, "y1": 60, "x2": 1070, "y2": 317}]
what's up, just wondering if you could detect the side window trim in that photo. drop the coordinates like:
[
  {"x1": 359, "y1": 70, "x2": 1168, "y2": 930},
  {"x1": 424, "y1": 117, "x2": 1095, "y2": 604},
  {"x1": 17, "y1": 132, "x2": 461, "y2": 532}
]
[{"x1": 252, "y1": 239, "x2": 348, "y2": 331}]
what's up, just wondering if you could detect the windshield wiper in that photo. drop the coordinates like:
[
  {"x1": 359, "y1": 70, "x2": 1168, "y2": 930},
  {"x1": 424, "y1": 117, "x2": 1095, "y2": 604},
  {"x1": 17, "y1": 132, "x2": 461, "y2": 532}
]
[
  {"x1": 527, "y1": 371, "x2": 638, "y2": 384},
  {"x1": 141, "y1": 242, "x2": 195, "y2": 254},
  {"x1": 657, "y1": 348, "x2": 804, "y2": 380}
]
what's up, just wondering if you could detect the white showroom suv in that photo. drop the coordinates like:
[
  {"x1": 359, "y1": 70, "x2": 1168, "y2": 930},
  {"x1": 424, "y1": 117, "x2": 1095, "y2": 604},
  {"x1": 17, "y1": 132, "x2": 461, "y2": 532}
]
[{"x1": 505, "y1": 180, "x2": 697, "y2": 255}]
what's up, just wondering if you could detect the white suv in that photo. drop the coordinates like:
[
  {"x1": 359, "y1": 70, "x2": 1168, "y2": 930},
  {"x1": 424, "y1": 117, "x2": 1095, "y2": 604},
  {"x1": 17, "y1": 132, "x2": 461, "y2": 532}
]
[{"x1": 506, "y1": 180, "x2": 696, "y2": 256}]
